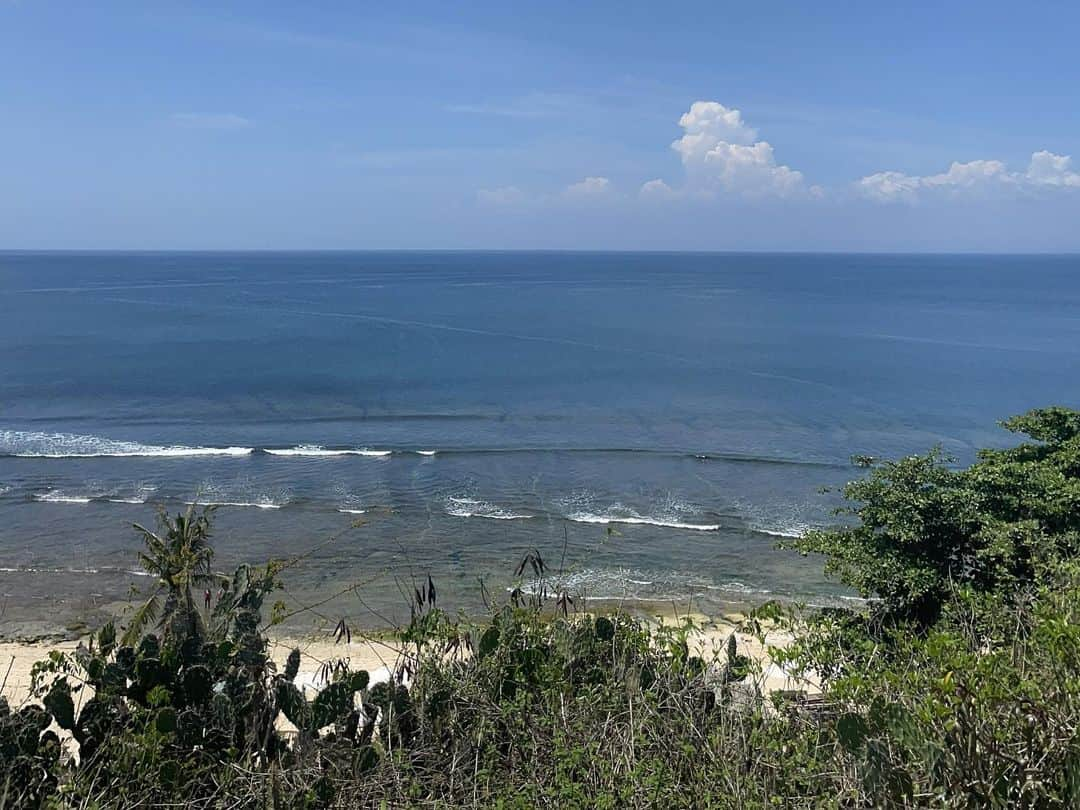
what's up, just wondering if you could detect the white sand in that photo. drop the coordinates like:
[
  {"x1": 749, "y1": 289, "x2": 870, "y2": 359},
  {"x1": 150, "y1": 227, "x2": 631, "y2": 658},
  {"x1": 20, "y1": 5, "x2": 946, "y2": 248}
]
[
  {"x1": 0, "y1": 635, "x2": 401, "y2": 707},
  {"x1": 0, "y1": 617, "x2": 813, "y2": 708}
]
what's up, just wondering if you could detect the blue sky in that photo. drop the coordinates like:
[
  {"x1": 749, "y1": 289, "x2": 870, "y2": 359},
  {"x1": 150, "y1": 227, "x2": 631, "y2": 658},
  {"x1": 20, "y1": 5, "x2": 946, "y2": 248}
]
[{"x1": 3, "y1": 1, "x2": 1079, "y2": 250}]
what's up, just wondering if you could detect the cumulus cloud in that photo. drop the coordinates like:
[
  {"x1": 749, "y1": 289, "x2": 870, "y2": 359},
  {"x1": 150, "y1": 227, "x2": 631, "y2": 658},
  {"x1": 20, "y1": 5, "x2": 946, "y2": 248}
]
[
  {"x1": 639, "y1": 178, "x2": 677, "y2": 199},
  {"x1": 922, "y1": 159, "x2": 1010, "y2": 190},
  {"x1": 476, "y1": 100, "x2": 807, "y2": 205},
  {"x1": 169, "y1": 112, "x2": 252, "y2": 130},
  {"x1": 668, "y1": 101, "x2": 805, "y2": 197},
  {"x1": 564, "y1": 176, "x2": 611, "y2": 196},
  {"x1": 474, "y1": 97, "x2": 1077, "y2": 214},
  {"x1": 1027, "y1": 150, "x2": 1080, "y2": 187},
  {"x1": 858, "y1": 151, "x2": 1080, "y2": 202},
  {"x1": 675, "y1": 101, "x2": 758, "y2": 148},
  {"x1": 856, "y1": 171, "x2": 923, "y2": 203}
]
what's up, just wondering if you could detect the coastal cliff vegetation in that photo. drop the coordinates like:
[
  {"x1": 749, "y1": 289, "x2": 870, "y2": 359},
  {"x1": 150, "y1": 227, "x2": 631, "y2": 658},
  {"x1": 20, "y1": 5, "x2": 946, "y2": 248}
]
[{"x1": 3, "y1": 407, "x2": 1080, "y2": 808}]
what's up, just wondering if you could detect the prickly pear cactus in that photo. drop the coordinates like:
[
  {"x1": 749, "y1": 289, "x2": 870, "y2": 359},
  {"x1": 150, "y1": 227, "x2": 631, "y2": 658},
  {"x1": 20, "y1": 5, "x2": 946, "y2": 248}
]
[{"x1": 0, "y1": 700, "x2": 62, "y2": 806}]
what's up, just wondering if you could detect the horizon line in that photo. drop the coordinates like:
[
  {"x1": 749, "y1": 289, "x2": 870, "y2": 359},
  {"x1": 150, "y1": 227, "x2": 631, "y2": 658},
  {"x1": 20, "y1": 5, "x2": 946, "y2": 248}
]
[{"x1": 2, "y1": 248, "x2": 1080, "y2": 257}]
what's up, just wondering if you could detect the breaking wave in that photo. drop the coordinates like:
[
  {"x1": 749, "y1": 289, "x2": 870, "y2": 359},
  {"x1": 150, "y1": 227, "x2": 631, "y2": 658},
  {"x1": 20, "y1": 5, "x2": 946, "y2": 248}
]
[
  {"x1": 34, "y1": 489, "x2": 93, "y2": 504},
  {"x1": 1, "y1": 430, "x2": 252, "y2": 458},
  {"x1": 187, "y1": 499, "x2": 283, "y2": 510},
  {"x1": 264, "y1": 445, "x2": 390, "y2": 457},
  {"x1": 515, "y1": 568, "x2": 772, "y2": 602},
  {"x1": 556, "y1": 492, "x2": 721, "y2": 532},
  {"x1": 446, "y1": 496, "x2": 532, "y2": 521},
  {"x1": 565, "y1": 511, "x2": 720, "y2": 531},
  {"x1": 751, "y1": 525, "x2": 809, "y2": 539},
  {"x1": 0, "y1": 565, "x2": 153, "y2": 578}
]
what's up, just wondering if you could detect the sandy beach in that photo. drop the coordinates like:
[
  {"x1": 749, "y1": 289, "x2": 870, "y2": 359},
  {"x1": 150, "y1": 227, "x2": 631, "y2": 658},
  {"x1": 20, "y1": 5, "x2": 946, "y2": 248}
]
[{"x1": 0, "y1": 612, "x2": 811, "y2": 709}]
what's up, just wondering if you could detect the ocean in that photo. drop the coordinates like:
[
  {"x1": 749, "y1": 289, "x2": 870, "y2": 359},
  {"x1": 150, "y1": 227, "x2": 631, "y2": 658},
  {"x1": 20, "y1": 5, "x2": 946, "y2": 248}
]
[{"x1": 1, "y1": 251, "x2": 1078, "y2": 634}]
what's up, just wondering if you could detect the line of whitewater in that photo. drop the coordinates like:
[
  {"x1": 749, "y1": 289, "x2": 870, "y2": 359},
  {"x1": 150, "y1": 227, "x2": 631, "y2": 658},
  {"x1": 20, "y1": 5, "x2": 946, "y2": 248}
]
[
  {"x1": 0, "y1": 432, "x2": 409, "y2": 460},
  {"x1": 21, "y1": 489, "x2": 810, "y2": 537},
  {"x1": 564, "y1": 512, "x2": 721, "y2": 532},
  {"x1": 0, "y1": 565, "x2": 153, "y2": 578},
  {"x1": 264, "y1": 445, "x2": 393, "y2": 458},
  {"x1": 1, "y1": 433, "x2": 842, "y2": 469}
]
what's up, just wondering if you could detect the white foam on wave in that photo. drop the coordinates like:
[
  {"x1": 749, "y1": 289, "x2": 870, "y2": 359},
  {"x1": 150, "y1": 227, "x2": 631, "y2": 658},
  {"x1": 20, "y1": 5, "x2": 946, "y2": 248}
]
[
  {"x1": 416, "y1": 450, "x2": 437, "y2": 456},
  {"x1": 753, "y1": 526, "x2": 806, "y2": 538},
  {"x1": 446, "y1": 496, "x2": 532, "y2": 521},
  {"x1": 566, "y1": 511, "x2": 720, "y2": 532},
  {"x1": 188, "y1": 479, "x2": 291, "y2": 511},
  {"x1": 1, "y1": 430, "x2": 252, "y2": 458},
  {"x1": 557, "y1": 493, "x2": 720, "y2": 532},
  {"x1": 265, "y1": 445, "x2": 391, "y2": 458},
  {"x1": 0, "y1": 565, "x2": 153, "y2": 578},
  {"x1": 35, "y1": 490, "x2": 93, "y2": 504},
  {"x1": 338, "y1": 508, "x2": 367, "y2": 515},
  {"x1": 514, "y1": 568, "x2": 779, "y2": 605},
  {"x1": 187, "y1": 499, "x2": 283, "y2": 510},
  {"x1": 105, "y1": 484, "x2": 158, "y2": 505},
  {"x1": 515, "y1": 567, "x2": 716, "y2": 602},
  {"x1": 0, "y1": 565, "x2": 99, "y2": 574},
  {"x1": 265, "y1": 445, "x2": 343, "y2": 457},
  {"x1": 705, "y1": 580, "x2": 773, "y2": 597},
  {"x1": 34, "y1": 482, "x2": 159, "y2": 505}
]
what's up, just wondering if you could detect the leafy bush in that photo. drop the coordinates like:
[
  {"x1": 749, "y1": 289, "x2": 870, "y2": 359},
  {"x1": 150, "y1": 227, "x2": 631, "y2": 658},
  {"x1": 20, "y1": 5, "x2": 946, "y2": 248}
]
[
  {"x1": 789, "y1": 406, "x2": 1080, "y2": 630},
  {"x1": 8, "y1": 511, "x2": 374, "y2": 809},
  {"x1": 5, "y1": 407, "x2": 1080, "y2": 808}
]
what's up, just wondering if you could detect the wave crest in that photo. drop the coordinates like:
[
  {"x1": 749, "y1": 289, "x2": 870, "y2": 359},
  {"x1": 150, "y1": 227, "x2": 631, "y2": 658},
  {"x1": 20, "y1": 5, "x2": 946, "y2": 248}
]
[
  {"x1": 186, "y1": 499, "x2": 283, "y2": 510},
  {"x1": 34, "y1": 489, "x2": 93, "y2": 504},
  {"x1": 1, "y1": 430, "x2": 252, "y2": 458},
  {"x1": 446, "y1": 496, "x2": 532, "y2": 521},
  {"x1": 265, "y1": 445, "x2": 390, "y2": 457},
  {"x1": 565, "y1": 511, "x2": 720, "y2": 531}
]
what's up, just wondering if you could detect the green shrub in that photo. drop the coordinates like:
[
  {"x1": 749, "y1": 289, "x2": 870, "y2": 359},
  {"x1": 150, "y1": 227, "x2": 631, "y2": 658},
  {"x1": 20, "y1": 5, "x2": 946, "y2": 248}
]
[{"x1": 6, "y1": 407, "x2": 1080, "y2": 808}]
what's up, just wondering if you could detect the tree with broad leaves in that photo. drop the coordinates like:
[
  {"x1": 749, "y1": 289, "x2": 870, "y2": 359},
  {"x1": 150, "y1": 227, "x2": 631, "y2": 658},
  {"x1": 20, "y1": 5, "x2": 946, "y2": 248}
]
[{"x1": 789, "y1": 406, "x2": 1080, "y2": 630}]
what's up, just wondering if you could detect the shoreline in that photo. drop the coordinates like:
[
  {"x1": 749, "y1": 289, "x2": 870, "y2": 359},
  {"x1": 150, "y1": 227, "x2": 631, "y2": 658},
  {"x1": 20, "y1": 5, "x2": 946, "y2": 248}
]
[
  {"x1": 0, "y1": 606, "x2": 810, "y2": 708},
  {"x1": 0, "y1": 581, "x2": 771, "y2": 644}
]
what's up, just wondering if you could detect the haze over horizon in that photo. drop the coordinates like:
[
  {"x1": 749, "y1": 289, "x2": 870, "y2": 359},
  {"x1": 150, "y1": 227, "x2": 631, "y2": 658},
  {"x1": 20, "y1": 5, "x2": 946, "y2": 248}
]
[{"x1": 3, "y1": 2, "x2": 1079, "y2": 252}]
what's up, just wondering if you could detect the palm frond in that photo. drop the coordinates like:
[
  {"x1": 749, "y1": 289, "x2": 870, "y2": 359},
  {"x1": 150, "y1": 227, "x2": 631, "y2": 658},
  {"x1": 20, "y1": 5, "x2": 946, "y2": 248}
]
[{"x1": 121, "y1": 590, "x2": 162, "y2": 647}]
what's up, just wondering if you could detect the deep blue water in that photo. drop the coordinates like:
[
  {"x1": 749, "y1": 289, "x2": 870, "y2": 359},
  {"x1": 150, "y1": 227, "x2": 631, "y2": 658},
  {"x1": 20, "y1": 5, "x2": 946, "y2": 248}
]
[{"x1": 1, "y1": 252, "x2": 1078, "y2": 631}]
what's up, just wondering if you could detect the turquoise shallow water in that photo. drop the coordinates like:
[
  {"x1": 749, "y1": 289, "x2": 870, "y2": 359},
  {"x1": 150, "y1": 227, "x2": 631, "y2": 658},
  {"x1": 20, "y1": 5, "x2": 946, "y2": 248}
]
[{"x1": 1, "y1": 251, "x2": 1078, "y2": 631}]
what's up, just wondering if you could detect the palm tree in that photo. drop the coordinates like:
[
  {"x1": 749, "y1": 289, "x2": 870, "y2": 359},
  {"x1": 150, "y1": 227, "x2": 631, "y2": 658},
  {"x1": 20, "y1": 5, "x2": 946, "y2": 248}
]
[{"x1": 122, "y1": 503, "x2": 218, "y2": 647}]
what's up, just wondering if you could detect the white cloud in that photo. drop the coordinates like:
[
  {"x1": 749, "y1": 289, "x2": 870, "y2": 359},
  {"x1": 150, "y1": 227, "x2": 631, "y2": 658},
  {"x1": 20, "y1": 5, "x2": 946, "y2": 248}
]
[
  {"x1": 668, "y1": 101, "x2": 805, "y2": 197},
  {"x1": 564, "y1": 176, "x2": 611, "y2": 196},
  {"x1": 474, "y1": 97, "x2": 1077, "y2": 213},
  {"x1": 922, "y1": 159, "x2": 1011, "y2": 190},
  {"x1": 477, "y1": 186, "x2": 529, "y2": 205},
  {"x1": 1027, "y1": 150, "x2": 1080, "y2": 187},
  {"x1": 169, "y1": 112, "x2": 252, "y2": 130},
  {"x1": 856, "y1": 171, "x2": 922, "y2": 203},
  {"x1": 676, "y1": 101, "x2": 757, "y2": 145},
  {"x1": 639, "y1": 178, "x2": 677, "y2": 199},
  {"x1": 858, "y1": 151, "x2": 1080, "y2": 202}
]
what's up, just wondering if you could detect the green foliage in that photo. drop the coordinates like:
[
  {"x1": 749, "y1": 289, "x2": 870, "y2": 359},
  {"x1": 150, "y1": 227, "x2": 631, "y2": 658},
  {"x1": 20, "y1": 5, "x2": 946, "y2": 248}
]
[
  {"x1": 780, "y1": 406, "x2": 1080, "y2": 806},
  {"x1": 10, "y1": 405, "x2": 1080, "y2": 807},
  {"x1": 9, "y1": 513, "x2": 372, "y2": 810},
  {"x1": 790, "y1": 406, "x2": 1080, "y2": 628},
  {"x1": 819, "y1": 567, "x2": 1080, "y2": 807},
  {"x1": 122, "y1": 503, "x2": 218, "y2": 647},
  {"x1": 0, "y1": 700, "x2": 60, "y2": 807}
]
